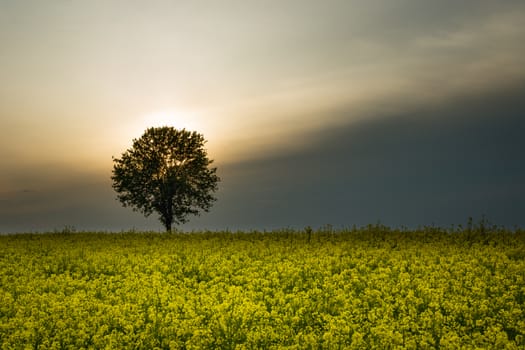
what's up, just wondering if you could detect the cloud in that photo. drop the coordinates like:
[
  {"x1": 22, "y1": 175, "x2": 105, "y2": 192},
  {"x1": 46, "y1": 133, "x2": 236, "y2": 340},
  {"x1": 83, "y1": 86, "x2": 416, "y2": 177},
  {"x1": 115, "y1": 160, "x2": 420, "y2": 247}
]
[
  {"x1": 207, "y1": 2, "x2": 525, "y2": 163},
  {"x1": 0, "y1": 170, "x2": 158, "y2": 233},
  {"x1": 187, "y1": 81, "x2": 525, "y2": 230}
]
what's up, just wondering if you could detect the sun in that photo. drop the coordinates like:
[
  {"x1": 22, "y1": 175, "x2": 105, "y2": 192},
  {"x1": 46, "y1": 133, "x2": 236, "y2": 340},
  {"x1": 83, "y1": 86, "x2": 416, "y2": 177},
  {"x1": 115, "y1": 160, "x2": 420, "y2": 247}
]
[
  {"x1": 142, "y1": 110, "x2": 192, "y2": 130},
  {"x1": 116, "y1": 108, "x2": 204, "y2": 149}
]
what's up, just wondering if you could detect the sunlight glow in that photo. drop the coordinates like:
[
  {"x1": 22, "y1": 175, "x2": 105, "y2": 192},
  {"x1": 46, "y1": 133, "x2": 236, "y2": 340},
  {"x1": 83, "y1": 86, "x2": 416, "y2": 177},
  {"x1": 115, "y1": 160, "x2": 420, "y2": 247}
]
[
  {"x1": 115, "y1": 108, "x2": 207, "y2": 152},
  {"x1": 131, "y1": 109, "x2": 204, "y2": 139},
  {"x1": 142, "y1": 110, "x2": 198, "y2": 130}
]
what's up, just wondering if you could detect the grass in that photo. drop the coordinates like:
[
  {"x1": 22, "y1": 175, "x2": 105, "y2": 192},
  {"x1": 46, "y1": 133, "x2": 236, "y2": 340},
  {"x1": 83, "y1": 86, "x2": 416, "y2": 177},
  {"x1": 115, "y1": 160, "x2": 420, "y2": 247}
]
[{"x1": 0, "y1": 224, "x2": 524, "y2": 349}]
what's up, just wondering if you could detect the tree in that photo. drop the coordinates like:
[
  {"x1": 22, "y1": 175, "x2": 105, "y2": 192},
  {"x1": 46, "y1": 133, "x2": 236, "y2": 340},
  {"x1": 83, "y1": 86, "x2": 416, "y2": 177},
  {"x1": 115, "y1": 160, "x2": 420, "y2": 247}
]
[{"x1": 111, "y1": 127, "x2": 220, "y2": 231}]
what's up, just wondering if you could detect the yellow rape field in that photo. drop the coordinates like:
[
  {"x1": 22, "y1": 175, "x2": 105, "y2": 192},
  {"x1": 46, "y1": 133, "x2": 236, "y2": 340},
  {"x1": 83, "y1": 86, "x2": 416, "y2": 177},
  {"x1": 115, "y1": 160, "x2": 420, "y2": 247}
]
[{"x1": 1, "y1": 226, "x2": 524, "y2": 349}]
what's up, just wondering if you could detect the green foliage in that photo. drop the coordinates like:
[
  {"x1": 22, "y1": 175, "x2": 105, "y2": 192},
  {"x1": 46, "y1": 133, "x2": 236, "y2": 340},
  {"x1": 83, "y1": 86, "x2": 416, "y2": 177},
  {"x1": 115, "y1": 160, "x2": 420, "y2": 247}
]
[
  {"x1": 1, "y1": 228, "x2": 524, "y2": 349},
  {"x1": 111, "y1": 127, "x2": 220, "y2": 231}
]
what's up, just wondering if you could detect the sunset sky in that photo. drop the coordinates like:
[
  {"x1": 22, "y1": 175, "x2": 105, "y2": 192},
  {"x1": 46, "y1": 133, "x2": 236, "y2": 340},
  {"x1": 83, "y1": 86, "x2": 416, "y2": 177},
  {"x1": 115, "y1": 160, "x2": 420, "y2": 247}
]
[{"x1": 1, "y1": 1, "x2": 525, "y2": 232}]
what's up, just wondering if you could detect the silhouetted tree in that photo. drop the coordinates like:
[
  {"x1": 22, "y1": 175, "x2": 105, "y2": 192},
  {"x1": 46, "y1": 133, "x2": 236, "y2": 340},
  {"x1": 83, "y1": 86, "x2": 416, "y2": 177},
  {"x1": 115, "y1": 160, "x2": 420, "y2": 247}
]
[{"x1": 111, "y1": 127, "x2": 220, "y2": 231}]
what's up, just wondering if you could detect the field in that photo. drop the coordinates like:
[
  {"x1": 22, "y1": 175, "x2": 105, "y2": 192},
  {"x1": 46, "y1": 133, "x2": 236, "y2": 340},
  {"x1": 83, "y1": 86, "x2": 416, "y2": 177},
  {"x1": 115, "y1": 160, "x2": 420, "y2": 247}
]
[{"x1": 1, "y1": 225, "x2": 524, "y2": 349}]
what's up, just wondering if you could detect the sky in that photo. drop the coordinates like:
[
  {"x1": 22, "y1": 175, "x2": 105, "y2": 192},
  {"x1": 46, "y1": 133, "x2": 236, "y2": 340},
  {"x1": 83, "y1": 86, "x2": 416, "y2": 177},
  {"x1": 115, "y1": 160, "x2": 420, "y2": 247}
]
[{"x1": 1, "y1": 0, "x2": 525, "y2": 232}]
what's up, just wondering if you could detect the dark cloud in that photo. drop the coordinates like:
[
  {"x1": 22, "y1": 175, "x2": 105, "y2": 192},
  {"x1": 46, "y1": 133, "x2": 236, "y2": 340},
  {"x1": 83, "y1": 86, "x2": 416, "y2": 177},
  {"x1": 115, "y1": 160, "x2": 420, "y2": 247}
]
[
  {"x1": 0, "y1": 178, "x2": 159, "y2": 233},
  {"x1": 187, "y1": 82, "x2": 525, "y2": 230}
]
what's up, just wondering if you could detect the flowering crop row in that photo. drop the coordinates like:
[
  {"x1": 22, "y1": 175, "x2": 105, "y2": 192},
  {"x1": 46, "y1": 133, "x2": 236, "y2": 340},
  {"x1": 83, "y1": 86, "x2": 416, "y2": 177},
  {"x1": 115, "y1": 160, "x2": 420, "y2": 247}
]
[{"x1": 1, "y1": 227, "x2": 524, "y2": 349}]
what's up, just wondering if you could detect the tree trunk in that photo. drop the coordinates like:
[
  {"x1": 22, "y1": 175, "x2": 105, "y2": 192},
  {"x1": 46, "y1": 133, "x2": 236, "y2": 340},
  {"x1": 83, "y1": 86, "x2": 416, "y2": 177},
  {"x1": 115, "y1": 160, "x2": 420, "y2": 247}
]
[
  {"x1": 165, "y1": 218, "x2": 172, "y2": 232},
  {"x1": 161, "y1": 192, "x2": 174, "y2": 232}
]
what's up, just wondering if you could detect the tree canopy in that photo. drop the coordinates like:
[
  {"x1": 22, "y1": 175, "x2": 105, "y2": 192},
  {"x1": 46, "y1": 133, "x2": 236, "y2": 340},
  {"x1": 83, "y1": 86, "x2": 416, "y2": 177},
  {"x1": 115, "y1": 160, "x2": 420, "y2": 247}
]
[{"x1": 111, "y1": 127, "x2": 220, "y2": 231}]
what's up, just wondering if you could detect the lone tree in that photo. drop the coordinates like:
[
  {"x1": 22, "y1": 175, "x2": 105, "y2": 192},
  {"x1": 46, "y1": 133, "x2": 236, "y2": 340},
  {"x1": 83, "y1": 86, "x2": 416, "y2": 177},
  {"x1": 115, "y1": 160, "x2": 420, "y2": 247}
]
[{"x1": 111, "y1": 127, "x2": 220, "y2": 231}]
